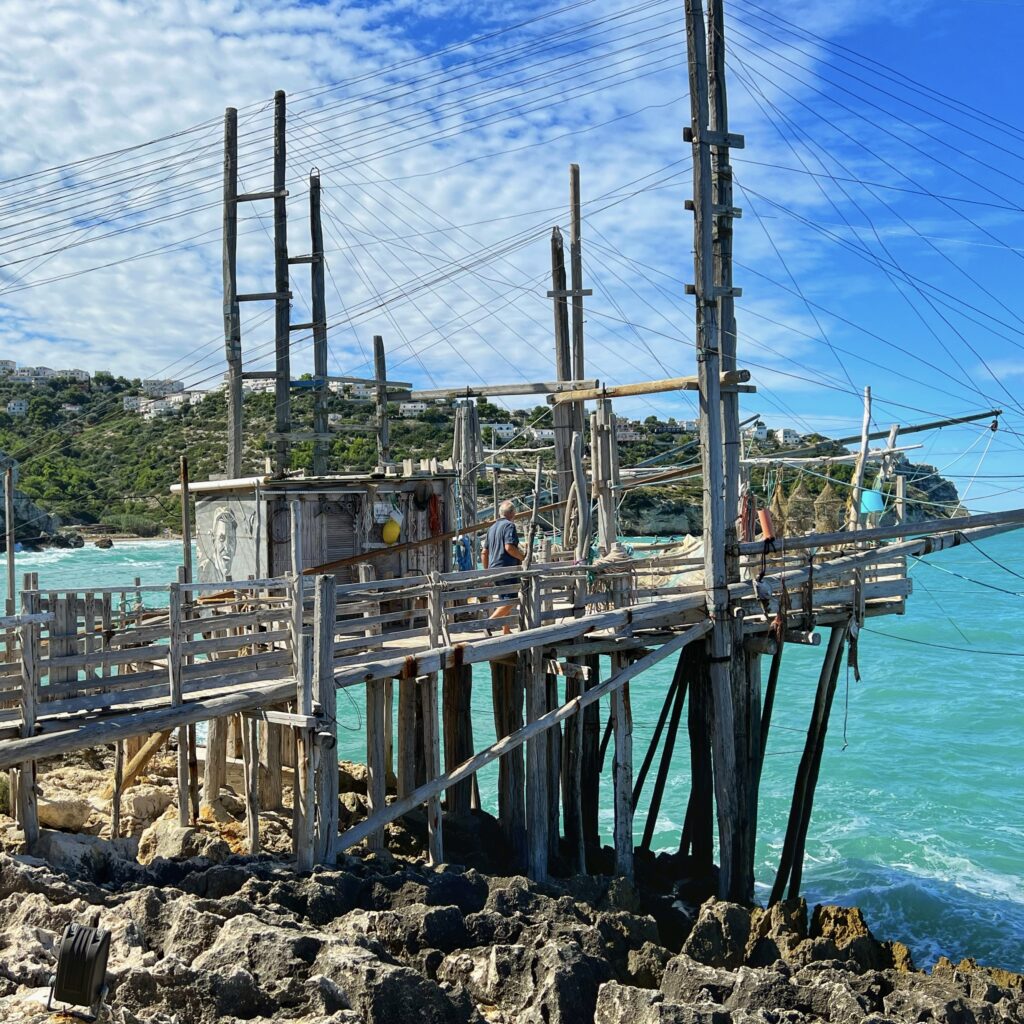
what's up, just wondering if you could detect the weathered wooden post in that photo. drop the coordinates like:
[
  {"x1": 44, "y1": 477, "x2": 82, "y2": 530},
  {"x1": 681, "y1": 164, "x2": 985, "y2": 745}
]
[
  {"x1": 5, "y1": 466, "x2": 15, "y2": 616},
  {"x1": 17, "y1": 589, "x2": 40, "y2": 846},
  {"x1": 222, "y1": 105, "x2": 243, "y2": 479},
  {"x1": 374, "y1": 336, "x2": 390, "y2": 470},
  {"x1": 272, "y1": 89, "x2": 292, "y2": 477},
  {"x1": 848, "y1": 387, "x2": 872, "y2": 531},
  {"x1": 309, "y1": 169, "x2": 330, "y2": 477},
  {"x1": 167, "y1": 581, "x2": 190, "y2": 827},
  {"x1": 521, "y1": 575, "x2": 548, "y2": 880},
  {"x1": 424, "y1": 573, "x2": 444, "y2": 864},
  {"x1": 313, "y1": 575, "x2": 338, "y2": 864}
]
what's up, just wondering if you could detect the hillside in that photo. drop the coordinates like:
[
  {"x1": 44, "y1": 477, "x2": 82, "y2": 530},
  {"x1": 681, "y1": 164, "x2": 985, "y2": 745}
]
[{"x1": 0, "y1": 376, "x2": 958, "y2": 537}]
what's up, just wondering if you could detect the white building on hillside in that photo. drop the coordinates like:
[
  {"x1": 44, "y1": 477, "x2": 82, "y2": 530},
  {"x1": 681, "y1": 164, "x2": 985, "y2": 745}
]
[
  {"x1": 399, "y1": 401, "x2": 429, "y2": 418},
  {"x1": 0, "y1": 360, "x2": 15, "y2": 374},
  {"x1": 58, "y1": 368, "x2": 91, "y2": 383},
  {"x1": 774, "y1": 427, "x2": 800, "y2": 446},
  {"x1": 142, "y1": 379, "x2": 184, "y2": 397},
  {"x1": 123, "y1": 395, "x2": 142, "y2": 412},
  {"x1": 529, "y1": 427, "x2": 556, "y2": 442},
  {"x1": 743, "y1": 422, "x2": 768, "y2": 442},
  {"x1": 482, "y1": 422, "x2": 517, "y2": 442},
  {"x1": 7, "y1": 399, "x2": 28, "y2": 418}
]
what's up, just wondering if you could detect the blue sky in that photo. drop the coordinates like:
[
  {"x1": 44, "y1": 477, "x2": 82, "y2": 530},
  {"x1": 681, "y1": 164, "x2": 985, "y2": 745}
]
[{"x1": 1, "y1": 0, "x2": 1023, "y2": 509}]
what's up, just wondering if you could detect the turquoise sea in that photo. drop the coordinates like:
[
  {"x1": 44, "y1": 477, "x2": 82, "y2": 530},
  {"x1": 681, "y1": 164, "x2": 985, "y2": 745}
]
[{"x1": 3, "y1": 536, "x2": 1022, "y2": 972}]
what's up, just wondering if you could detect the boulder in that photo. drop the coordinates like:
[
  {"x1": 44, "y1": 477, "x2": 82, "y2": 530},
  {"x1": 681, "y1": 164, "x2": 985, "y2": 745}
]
[
  {"x1": 810, "y1": 904, "x2": 888, "y2": 973},
  {"x1": 121, "y1": 786, "x2": 174, "y2": 828},
  {"x1": 681, "y1": 899, "x2": 752, "y2": 969},
  {"x1": 438, "y1": 940, "x2": 609, "y2": 1024},
  {"x1": 596, "y1": 981, "x2": 732, "y2": 1024},
  {"x1": 627, "y1": 941, "x2": 674, "y2": 988},
  {"x1": 36, "y1": 790, "x2": 94, "y2": 831},
  {"x1": 137, "y1": 814, "x2": 232, "y2": 865},
  {"x1": 315, "y1": 941, "x2": 472, "y2": 1024},
  {"x1": 745, "y1": 897, "x2": 807, "y2": 967},
  {"x1": 660, "y1": 953, "x2": 736, "y2": 1005}
]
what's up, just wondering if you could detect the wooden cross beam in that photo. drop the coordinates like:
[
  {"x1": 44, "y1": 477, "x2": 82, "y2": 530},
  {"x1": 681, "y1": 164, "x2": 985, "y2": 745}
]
[{"x1": 549, "y1": 370, "x2": 751, "y2": 404}]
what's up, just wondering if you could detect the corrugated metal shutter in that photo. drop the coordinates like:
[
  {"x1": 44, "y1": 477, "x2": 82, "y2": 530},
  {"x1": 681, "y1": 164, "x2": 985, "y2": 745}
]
[{"x1": 322, "y1": 499, "x2": 358, "y2": 584}]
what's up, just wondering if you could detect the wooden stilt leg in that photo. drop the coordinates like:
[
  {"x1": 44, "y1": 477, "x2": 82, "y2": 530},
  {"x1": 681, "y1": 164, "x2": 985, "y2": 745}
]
[
  {"x1": 561, "y1": 673, "x2": 586, "y2": 874},
  {"x1": 545, "y1": 674, "x2": 561, "y2": 865},
  {"x1": 641, "y1": 652, "x2": 689, "y2": 851},
  {"x1": 770, "y1": 624, "x2": 847, "y2": 904},
  {"x1": 242, "y1": 716, "x2": 260, "y2": 856},
  {"x1": 581, "y1": 654, "x2": 601, "y2": 857},
  {"x1": 203, "y1": 717, "x2": 228, "y2": 806},
  {"x1": 111, "y1": 740, "x2": 123, "y2": 840},
  {"x1": 423, "y1": 673, "x2": 443, "y2": 865},
  {"x1": 491, "y1": 660, "x2": 526, "y2": 870},
  {"x1": 611, "y1": 665, "x2": 634, "y2": 880},
  {"x1": 681, "y1": 654, "x2": 714, "y2": 870},
  {"x1": 442, "y1": 664, "x2": 473, "y2": 815},
  {"x1": 397, "y1": 673, "x2": 416, "y2": 800},
  {"x1": 366, "y1": 680, "x2": 387, "y2": 852}
]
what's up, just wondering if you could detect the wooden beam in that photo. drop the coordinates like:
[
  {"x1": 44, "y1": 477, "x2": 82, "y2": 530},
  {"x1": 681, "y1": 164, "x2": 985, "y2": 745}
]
[
  {"x1": 549, "y1": 370, "x2": 750, "y2": 404},
  {"x1": 738, "y1": 505, "x2": 1024, "y2": 556},
  {"x1": 406, "y1": 379, "x2": 598, "y2": 401}
]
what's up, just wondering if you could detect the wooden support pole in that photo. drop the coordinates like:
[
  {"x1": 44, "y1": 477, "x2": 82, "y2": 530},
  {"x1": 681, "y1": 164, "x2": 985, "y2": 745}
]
[
  {"x1": 366, "y1": 678, "x2": 387, "y2": 851},
  {"x1": 561, "y1": 671, "x2": 586, "y2": 875},
  {"x1": 708, "y1": 0, "x2": 741, "y2": 579},
  {"x1": 550, "y1": 226, "x2": 576, "y2": 539},
  {"x1": 272, "y1": 89, "x2": 291, "y2": 476},
  {"x1": 770, "y1": 624, "x2": 847, "y2": 904},
  {"x1": 223, "y1": 106, "x2": 243, "y2": 479},
  {"x1": 397, "y1": 667, "x2": 417, "y2": 800},
  {"x1": 545, "y1": 672, "x2": 561, "y2": 864},
  {"x1": 203, "y1": 718, "x2": 228, "y2": 806},
  {"x1": 294, "y1": 630, "x2": 314, "y2": 869},
  {"x1": 569, "y1": 163, "x2": 586, "y2": 384},
  {"x1": 167, "y1": 582, "x2": 190, "y2": 826},
  {"x1": 491, "y1": 658, "x2": 527, "y2": 870},
  {"x1": 424, "y1": 576, "x2": 443, "y2": 865},
  {"x1": 610, "y1": 654, "x2": 634, "y2": 880},
  {"x1": 634, "y1": 655, "x2": 684, "y2": 847},
  {"x1": 102, "y1": 730, "x2": 173, "y2": 800},
  {"x1": 17, "y1": 590, "x2": 39, "y2": 846},
  {"x1": 374, "y1": 336, "x2": 390, "y2": 469},
  {"x1": 848, "y1": 386, "x2": 872, "y2": 531},
  {"x1": 680, "y1": 648, "x2": 714, "y2": 870},
  {"x1": 522, "y1": 577, "x2": 548, "y2": 880},
  {"x1": 895, "y1": 474, "x2": 907, "y2": 522},
  {"x1": 5, "y1": 466, "x2": 15, "y2": 616},
  {"x1": 313, "y1": 575, "x2": 338, "y2": 864},
  {"x1": 242, "y1": 713, "x2": 261, "y2": 856},
  {"x1": 309, "y1": 170, "x2": 330, "y2": 477},
  {"x1": 758, "y1": 635, "x2": 785, "y2": 774},
  {"x1": 686, "y1": 0, "x2": 744, "y2": 902},
  {"x1": 111, "y1": 741, "x2": 123, "y2": 840}
]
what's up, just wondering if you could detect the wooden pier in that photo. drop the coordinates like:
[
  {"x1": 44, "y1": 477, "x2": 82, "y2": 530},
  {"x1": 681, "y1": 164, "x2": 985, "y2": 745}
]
[{"x1": 2, "y1": 0, "x2": 1022, "y2": 910}]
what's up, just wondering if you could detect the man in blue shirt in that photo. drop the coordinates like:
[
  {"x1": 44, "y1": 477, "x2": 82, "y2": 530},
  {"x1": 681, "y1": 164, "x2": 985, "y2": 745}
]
[{"x1": 481, "y1": 500, "x2": 525, "y2": 633}]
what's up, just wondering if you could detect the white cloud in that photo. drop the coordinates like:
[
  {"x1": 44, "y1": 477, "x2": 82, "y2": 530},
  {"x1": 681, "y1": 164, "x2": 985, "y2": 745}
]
[{"x1": 1, "y1": 0, "x2": 1022, "y2": 505}]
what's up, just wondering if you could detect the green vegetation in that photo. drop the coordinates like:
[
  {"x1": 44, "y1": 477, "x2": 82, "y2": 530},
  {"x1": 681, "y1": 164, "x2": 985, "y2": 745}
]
[{"x1": 0, "y1": 375, "x2": 955, "y2": 533}]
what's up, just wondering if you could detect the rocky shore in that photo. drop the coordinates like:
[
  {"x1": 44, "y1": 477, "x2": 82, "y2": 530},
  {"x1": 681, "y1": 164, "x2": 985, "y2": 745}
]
[{"x1": 0, "y1": 752, "x2": 1020, "y2": 1024}]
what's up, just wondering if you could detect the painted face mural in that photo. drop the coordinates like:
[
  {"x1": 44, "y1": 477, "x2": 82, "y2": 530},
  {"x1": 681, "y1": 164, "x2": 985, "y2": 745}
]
[{"x1": 211, "y1": 507, "x2": 238, "y2": 579}]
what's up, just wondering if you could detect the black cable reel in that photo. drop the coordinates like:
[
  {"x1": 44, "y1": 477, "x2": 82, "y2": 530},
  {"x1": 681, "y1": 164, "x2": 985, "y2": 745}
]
[{"x1": 47, "y1": 913, "x2": 110, "y2": 1021}]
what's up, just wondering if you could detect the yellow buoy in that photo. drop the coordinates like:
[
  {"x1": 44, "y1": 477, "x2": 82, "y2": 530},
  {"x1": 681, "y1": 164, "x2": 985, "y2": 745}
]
[{"x1": 382, "y1": 519, "x2": 401, "y2": 544}]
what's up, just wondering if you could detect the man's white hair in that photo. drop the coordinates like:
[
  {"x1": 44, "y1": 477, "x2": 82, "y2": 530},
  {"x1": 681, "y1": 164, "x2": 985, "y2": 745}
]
[{"x1": 499, "y1": 500, "x2": 516, "y2": 516}]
